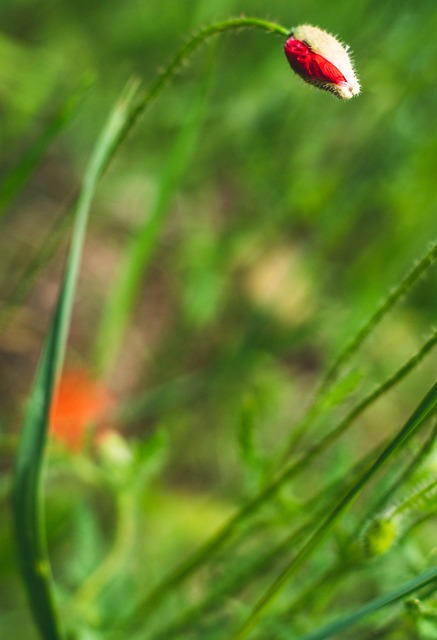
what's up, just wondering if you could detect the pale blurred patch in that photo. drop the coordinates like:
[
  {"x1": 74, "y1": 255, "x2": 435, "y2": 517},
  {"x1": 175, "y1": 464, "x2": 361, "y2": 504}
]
[{"x1": 242, "y1": 244, "x2": 314, "y2": 326}]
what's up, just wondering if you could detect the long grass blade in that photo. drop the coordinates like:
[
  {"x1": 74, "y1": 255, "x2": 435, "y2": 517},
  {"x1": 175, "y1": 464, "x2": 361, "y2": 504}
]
[
  {"x1": 11, "y1": 79, "x2": 140, "y2": 640},
  {"x1": 298, "y1": 565, "x2": 437, "y2": 640}
]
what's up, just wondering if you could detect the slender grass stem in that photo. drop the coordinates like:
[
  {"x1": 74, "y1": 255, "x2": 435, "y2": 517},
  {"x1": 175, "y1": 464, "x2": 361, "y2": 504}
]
[
  {"x1": 297, "y1": 563, "x2": 437, "y2": 640},
  {"x1": 72, "y1": 486, "x2": 138, "y2": 625},
  {"x1": 146, "y1": 436, "x2": 391, "y2": 640},
  {"x1": 318, "y1": 239, "x2": 437, "y2": 391},
  {"x1": 279, "y1": 421, "x2": 437, "y2": 630},
  {"x1": 118, "y1": 18, "x2": 289, "y2": 146},
  {"x1": 122, "y1": 326, "x2": 437, "y2": 627},
  {"x1": 93, "y1": 17, "x2": 289, "y2": 374},
  {"x1": 368, "y1": 417, "x2": 437, "y2": 518},
  {"x1": 284, "y1": 239, "x2": 437, "y2": 455},
  {"x1": 11, "y1": 80, "x2": 140, "y2": 640},
  {"x1": 230, "y1": 382, "x2": 437, "y2": 639}
]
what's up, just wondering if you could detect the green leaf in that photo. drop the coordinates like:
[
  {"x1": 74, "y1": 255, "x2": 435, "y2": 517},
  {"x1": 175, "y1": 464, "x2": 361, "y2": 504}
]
[{"x1": 11, "y1": 79, "x2": 140, "y2": 640}]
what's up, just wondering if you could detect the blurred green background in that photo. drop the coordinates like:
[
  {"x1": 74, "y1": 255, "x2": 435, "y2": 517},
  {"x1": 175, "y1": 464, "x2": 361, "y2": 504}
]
[{"x1": 1, "y1": 0, "x2": 437, "y2": 638}]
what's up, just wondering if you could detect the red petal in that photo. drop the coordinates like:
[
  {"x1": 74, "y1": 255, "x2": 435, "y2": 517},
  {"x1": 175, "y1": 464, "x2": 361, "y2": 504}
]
[
  {"x1": 284, "y1": 37, "x2": 346, "y2": 86},
  {"x1": 305, "y1": 52, "x2": 346, "y2": 84}
]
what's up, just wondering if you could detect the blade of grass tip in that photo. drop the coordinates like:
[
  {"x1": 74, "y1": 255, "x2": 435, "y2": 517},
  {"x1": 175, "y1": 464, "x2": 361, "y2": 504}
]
[
  {"x1": 230, "y1": 382, "x2": 437, "y2": 640},
  {"x1": 11, "y1": 78, "x2": 140, "y2": 640},
  {"x1": 297, "y1": 564, "x2": 437, "y2": 640}
]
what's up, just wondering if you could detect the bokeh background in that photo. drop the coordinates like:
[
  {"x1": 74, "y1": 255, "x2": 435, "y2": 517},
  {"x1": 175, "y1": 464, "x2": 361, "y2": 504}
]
[{"x1": 1, "y1": 0, "x2": 437, "y2": 638}]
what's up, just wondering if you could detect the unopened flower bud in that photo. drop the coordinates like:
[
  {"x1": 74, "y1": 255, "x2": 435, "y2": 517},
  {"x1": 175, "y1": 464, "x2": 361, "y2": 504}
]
[{"x1": 284, "y1": 25, "x2": 360, "y2": 99}]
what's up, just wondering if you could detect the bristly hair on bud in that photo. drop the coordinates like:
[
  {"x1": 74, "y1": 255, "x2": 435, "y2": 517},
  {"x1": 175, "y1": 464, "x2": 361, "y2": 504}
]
[{"x1": 284, "y1": 24, "x2": 360, "y2": 100}]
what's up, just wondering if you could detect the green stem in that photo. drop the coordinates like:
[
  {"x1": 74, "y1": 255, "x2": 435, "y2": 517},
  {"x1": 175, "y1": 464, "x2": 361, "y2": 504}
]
[
  {"x1": 368, "y1": 417, "x2": 437, "y2": 518},
  {"x1": 119, "y1": 17, "x2": 289, "y2": 143},
  {"x1": 279, "y1": 421, "x2": 437, "y2": 630},
  {"x1": 318, "y1": 238, "x2": 437, "y2": 392},
  {"x1": 72, "y1": 486, "x2": 138, "y2": 626},
  {"x1": 230, "y1": 382, "x2": 437, "y2": 639},
  {"x1": 146, "y1": 436, "x2": 391, "y2": 640},
  {"x1": 94, "y1": 17, "x2": 289, "y2": 374},
  {"x1": 0, "y1": 18, "x2": 289, "y2": 339},
  {"x1": 11, "y1": 80, "x2": 140, "y2": 640},
  {"x1": 297, "y1": 564, "x2": 437, "y2": 640},
  {"x1": 123, "y1": 326, "x2": 437, "y2": 627},
  {"x1": 393, "y1": 476, "x2": 437, "y2": 518},
  {"x1": 283, "y1": 239, "x2": 437, "y2": 456}
]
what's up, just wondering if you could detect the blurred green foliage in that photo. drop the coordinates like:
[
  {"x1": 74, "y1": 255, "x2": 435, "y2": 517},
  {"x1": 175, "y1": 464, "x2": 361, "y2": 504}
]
[{"x1": 1, "y1": 0, "x2": 437, "y2": 638}]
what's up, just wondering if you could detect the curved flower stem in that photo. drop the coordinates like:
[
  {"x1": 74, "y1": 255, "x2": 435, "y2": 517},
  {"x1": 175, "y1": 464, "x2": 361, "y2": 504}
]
[
  {"x1": 10, "y1": 18, "x2": 286, "y2": 640},
  {"x1": 93, "y1": 17, "x2": 289, "y2": 374},
  {"x1": 93, "y1": 17, "x2": 289, "y2": 177},
  {"x1": 120, "y1": 17, "x2": 289, "y2": 138},
  {"x1": 1, "y1": 18, "x2": 289, "y2": 342}
]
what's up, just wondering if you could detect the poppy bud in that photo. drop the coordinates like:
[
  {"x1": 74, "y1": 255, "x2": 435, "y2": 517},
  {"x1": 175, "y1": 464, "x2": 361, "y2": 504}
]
[{"x1": 284, "y1": 24, "x2": 360, "y2": 99}]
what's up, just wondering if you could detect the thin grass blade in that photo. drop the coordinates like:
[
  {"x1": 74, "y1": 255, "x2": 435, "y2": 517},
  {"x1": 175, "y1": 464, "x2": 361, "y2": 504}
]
[
  {"x1": 11, "y1": 79, "x2": 140, "y2": 640},
  {"x1": 298, "y1": 564, "x2": 437, "y2": 640},
  {"x1": 231, "y1": 382, "x2": 437, "y2": 639}
]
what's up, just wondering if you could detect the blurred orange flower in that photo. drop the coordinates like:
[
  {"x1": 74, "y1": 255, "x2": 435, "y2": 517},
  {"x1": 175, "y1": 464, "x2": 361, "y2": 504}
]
[{"x1": 49, "y1": 369, "x2": 116, "y2": 452}]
